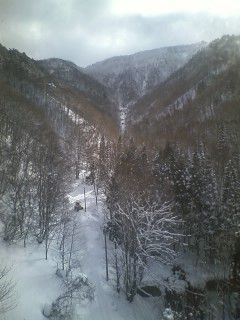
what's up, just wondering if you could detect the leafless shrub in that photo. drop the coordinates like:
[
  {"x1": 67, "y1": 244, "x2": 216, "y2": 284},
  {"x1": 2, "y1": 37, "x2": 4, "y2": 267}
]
[{"x1": 0, "y1": 265, "x2": 16, "y2": 315}]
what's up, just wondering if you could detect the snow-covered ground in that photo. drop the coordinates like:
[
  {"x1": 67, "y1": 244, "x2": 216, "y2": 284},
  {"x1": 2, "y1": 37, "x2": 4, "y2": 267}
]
[
  {"x1": 0, "y1": 177, "x2": 161, "y2": 320},
  {"x1": 1, "y1": 173, "x2": 231, "y2": 320},
  {"x1": 0, "y1": 239, "x2": 61, "y2": 320},
  {"x1": 119, "y1": 104, "x2": 128, "y2": 132},
  {"x1": 0, "y1": 173, "x2": 230, "y2": 320},
  {"x1": 68, "y1": 180, "x2": 161, "y2": 320}
]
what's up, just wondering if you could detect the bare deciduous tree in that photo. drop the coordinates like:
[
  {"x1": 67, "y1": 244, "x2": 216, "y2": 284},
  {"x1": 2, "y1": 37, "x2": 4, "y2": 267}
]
[
  {"x1": 111, "y1": 199, "x2": 181, "y2": 301},
  {"x1": 0, "y1": 266, "x2": 16, "y2": 315}
]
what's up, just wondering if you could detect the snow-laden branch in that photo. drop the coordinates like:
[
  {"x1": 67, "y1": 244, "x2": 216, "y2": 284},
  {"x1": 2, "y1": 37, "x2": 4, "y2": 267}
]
[{"x1": 110, "y1": 197, "x2": 183, "y2": 300}]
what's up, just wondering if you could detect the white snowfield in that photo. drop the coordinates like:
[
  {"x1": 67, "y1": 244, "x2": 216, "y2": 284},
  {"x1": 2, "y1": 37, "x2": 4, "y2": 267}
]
[
  {"x1": 0, "y1": 179, "x2": 160, "y2": 320},
  {"x1": 0, "y1": 236, "x2": 62, "y2": 320}
]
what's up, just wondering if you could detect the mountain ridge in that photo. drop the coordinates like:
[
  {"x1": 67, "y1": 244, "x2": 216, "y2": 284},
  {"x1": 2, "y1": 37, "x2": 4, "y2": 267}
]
[
  {"x1": 0, "y1": 44, "x2": 119, "y2": 137},
  {"x1": 127, "y1": 34, "x2": 240, "y2": 148},
  {"x1": 84, "y1": 41, "x2": 207, "y2": 129}
]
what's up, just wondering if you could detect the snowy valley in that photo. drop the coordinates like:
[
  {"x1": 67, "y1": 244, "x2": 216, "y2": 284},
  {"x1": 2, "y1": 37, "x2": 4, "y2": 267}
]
[{"x1": 0, "y1": 34, "x2": 240, "y2": 320}]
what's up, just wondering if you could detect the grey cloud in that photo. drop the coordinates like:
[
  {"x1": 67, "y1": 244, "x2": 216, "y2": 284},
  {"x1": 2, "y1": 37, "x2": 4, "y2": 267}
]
[{"x1": 0, "y1": 0, "x2": 239, "y2": 66}]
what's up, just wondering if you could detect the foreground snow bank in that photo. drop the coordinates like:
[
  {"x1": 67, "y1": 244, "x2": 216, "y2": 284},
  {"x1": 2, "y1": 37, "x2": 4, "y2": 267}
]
[
  {"x1": 43, "y1": 271, "x2": 94, "y2": 320},
  {"x1": 0, "y1": 239, "x2": 61, "y2": 320}
]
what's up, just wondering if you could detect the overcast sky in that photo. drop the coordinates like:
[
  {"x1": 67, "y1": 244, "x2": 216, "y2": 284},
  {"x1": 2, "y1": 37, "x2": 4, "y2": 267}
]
[{"x1": 0, "y1": 0, "x2": 240, "y2": 67}]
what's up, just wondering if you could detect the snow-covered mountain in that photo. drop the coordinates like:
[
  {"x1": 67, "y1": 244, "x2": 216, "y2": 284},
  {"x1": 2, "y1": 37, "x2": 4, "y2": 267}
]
[
  {"x1": 85, "y1": 43, "x2": 206, "y2": 100},
  {"x1": 127, "y1": 35, "x2": 240, "y2": 146},
  {"x1": 85, "y1": 42, "x2": 206, "y2": 129},
  {"x1": 38, "y1": 58, "x2": 117, "y2": 121},
  {"x1": 0, "y1": 45, "x2": 119, "y2": 136}
]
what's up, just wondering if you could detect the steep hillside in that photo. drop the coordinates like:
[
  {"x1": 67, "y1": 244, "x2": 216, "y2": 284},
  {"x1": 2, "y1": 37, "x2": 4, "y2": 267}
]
[
  {"x1": 127, "y1": 35, "x2": 240, "y2": 149},
  {"x1": 38, "y1": 58, "x2": 117, "y2": 121},
  {"x1": 85, "y1": 42, "x2": 206, "y2": 127},
  {"x1": 0, "y1": 45, "x2": 118, "y2": 138}
]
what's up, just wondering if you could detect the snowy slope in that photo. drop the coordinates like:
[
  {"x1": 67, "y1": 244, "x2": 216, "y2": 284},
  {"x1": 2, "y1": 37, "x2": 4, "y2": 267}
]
[
  {"x1": 85, "y1": 42, "x2": 206, "y2": 101},
  {"x1": 85, "y1": 42, "x2": 206, "y2": 79},
  {"x1": 85, "y1": 42, "x2": 206, "y2": 129},
  {"x1": 0, "y1": 239, "x2": 62, "y2": 320},
  {"x1": 127, "y1": 35, "x2": 240, "y2": 142},
  {"x1": 38, "y1": 58, "x2": 117, "y2": 121}
]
